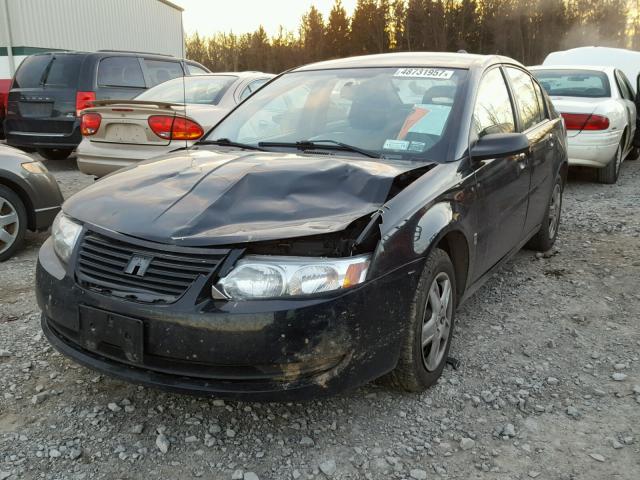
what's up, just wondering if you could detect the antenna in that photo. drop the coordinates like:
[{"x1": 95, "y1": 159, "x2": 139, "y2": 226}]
[{"x1": 181, "y1": 10, "x2": 188, "y2": 150}]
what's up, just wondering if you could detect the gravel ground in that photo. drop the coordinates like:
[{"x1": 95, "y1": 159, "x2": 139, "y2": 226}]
[{"x1": 1, "y1": 153, "x2": 639, "y2": 480}]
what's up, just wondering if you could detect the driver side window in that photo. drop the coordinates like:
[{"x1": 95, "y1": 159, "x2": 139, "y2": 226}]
[{"x1": 472, "y1": 68, "x2": 516, "y2": 138}]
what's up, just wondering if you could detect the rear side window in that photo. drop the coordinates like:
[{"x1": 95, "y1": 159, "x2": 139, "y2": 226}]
[
  {"x1": 13, "y1": 55, "x2": 51, "y2": 88},
  {"x1": 44, "y1": 55, "x2": 82, "y2": 88},
  {"x1": 239, "y1": 78, "x2": 270, "y2": 101},
  {"x1": 506, "y1": 67, "x2": 543, "y2": 131},
  {"x1": 532, "y1": 80, "x2": 548, "y2": 120},
  {"x1": 187, "y1": 63, "x2": 208, "y2": 75},
  {"x1": 615, "y1": 71, "x2": 634, "y2": 101},
  {"x1": 472, "y1": 68, "x2": 515, "y2": 138},
  {"x1": 98, "y1": 57, "x2": 145, "y2": 88},
  {"x1": 143, "y1": 59, "x2": 183, "y2": 87}
]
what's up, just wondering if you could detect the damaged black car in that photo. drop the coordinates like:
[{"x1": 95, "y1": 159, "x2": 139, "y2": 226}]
[{"x1": 36, "y1": 52, "x2": 568, "y2": 400}]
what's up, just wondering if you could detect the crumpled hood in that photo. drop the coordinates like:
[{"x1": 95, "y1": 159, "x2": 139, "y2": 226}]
[{"x1": 64, "y1": 149, "x2": 433, "y2": 246}]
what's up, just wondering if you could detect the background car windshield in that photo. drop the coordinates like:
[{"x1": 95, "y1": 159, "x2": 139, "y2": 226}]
[
  {"x1": 533, "y1": 70, "x2": 611, "y2": 98},
  {"x1": 136, "y1": 75, "x2": 238, "y2": 105},
  {"x1": 207, "y1": 67, "x2": 467, "y2": 161}
]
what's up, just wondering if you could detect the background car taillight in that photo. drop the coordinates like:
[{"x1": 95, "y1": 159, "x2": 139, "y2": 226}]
[
  {"x1": 561, "y1": 113, "x2": 610, "y2": 131},
  {"x1": 80, "y1": 113, "x2": 101, "y2": 135},
  {"x1": 76, "y1": 91, "x2": 96, "y2": 116},
  {"x1": 147, "y1": 115, "x2": 204, "y2": 141}
]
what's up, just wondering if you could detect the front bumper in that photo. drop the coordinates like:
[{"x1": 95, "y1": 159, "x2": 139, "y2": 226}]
[
  {"x1": 567, "y1": 130, "x2": 621, "y2": 168},
  {"x1": 37, "y1": 238, "x2": 418, "y2": 401}
]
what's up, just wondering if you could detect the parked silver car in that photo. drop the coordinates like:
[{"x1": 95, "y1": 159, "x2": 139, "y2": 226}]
[{"x1": 76, "y1": 72, "x2": 273, "y2": 177}]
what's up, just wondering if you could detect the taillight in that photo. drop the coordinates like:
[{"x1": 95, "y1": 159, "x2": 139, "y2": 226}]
[
  {"x1": 80, "y1": 113, "x2": 101, "y2": 135},
  {"x1": 76, "y1": 91, "x2": 96, "y2": 116},
  {"x1": 561, "y1": 113, "x2": 610, "y2": 131},
  {"x1": 147, "y1": 115, "x2": 204, "y2": 141}
]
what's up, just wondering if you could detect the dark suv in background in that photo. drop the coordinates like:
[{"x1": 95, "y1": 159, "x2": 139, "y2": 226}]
[{"x1": 3, "y1": 51, "x2": 209, "y2": 160}]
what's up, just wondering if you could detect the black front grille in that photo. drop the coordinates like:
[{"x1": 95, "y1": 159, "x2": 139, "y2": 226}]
[{"x1": 76, "y1": 231, "x2": 227, "y2": 303}]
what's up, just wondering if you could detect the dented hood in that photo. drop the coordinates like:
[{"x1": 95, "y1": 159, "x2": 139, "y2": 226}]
[{"x1": 64, "y1": 149, "x2": 433, "y2": 246}]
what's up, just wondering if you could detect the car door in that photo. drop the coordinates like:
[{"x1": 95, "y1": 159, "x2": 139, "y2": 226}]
[
  {"x1": 614, "y1": 70, "x2": 637, "y2": 151},
  {"x1": 471, "y1": 67, "x2": 531, "y2": 276},
  {"x1": 504, "y1": 67, "x2": 557, "y2": 237}
]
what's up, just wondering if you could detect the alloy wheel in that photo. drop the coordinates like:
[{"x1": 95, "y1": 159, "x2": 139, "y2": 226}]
[
  {"x1": 548, "y1": 182, "x2": 562, "y2": 239},
  {"x1": 421, "y1": 272, "x2": 453, "y2": 372},
  {"x1": 0, "y1": 196, "x2": 20, "y2": 255}
]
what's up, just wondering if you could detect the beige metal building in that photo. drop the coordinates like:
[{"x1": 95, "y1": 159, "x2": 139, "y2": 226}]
[{"x1": 0, "y1": 0, "x2": 184, "y2": 79}]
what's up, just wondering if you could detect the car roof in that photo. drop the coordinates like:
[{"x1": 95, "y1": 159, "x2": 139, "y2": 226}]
[
  {"x1": 28, "y1": 50, "x2": 191, "y2": 62},
  {"x1": 530, "y1": 64, "x2": 614, "y2": 74},
  {"x1": 292, "y1": 51, "x2": 524, "y2": 72}
]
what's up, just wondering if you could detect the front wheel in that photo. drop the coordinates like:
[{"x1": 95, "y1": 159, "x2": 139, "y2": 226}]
[
  {"x1": 37, "y1": 148, "x2": 73, "y2": 161},
  {"x1": 0, "y1": 185, "x2": 27, "y2": 262},
  {"x1": 388, "y1": 248, "x2": 456, "y2": 392},
  {"x1": 526, "y1": 174, "x2": 563, "y2": 252}
]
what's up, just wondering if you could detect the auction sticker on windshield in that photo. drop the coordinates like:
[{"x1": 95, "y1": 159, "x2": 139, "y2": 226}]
[{"x1": 394, "y1": 68, "x2": 454, "y2": 79}]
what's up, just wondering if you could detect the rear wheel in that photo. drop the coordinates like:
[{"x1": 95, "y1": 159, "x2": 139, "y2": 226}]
[
  {"x1": 597, "y1": 144, "x2": 622, "y2": 184},
  {"x1": 0, "y1": 186, "x2": 27, "y2": 262},
  {"x1": 626, "y1": 146, "x2": 639, "y2": 161},
  {"x1": 388, "y1": 248, "x2": 456, "y2": 392},
  {"x1": 37, "y1": 148, "x2": 73, "y2": 161},
  {"x1": 526, "y1": 174, "x2": 563, "y2": 252}
]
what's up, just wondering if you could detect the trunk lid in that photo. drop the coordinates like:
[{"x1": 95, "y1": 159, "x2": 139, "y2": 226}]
[
  {"x1": 548, "y1": 96, "x2": 607, "y2": 137},
  {"x1": 83, "y1": 101, "x2": 185, "y2": 146}
]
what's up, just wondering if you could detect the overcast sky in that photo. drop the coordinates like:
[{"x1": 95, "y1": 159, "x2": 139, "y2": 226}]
[{"x1": 174, "y1": 0, "x2": 358, "y2": 36}]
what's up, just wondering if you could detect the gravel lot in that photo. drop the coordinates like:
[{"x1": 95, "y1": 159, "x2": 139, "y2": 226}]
[{"x1": 1, "y1": 153, "x2": 639, "y2": 480}]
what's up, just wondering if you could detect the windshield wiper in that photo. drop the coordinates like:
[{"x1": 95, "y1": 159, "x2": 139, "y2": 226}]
[
  {"x1": 258, "y1": 139, "x2": 379, "y2": 159},
  {"x1": 197, "y1": 138, "x2": 264, "y2": 151}
]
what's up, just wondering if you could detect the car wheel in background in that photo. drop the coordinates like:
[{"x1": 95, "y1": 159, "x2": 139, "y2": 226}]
[
  {"x1": 388, "y1": 248, "x2": 456, "y2": 392},
  {"x1": 597, "y1": 144, "x2": 622, "y2": 184},
  {"x1": 526, "y1": 174, "x2": 563, "y2": 252},
  {"x1": 0, "y1": 185, "x2": 27, "y2": 262},
  {"x1": 37, "y1": 148, "x2": 73, "y2": 161},
  {"x1": 626, "y1": 146, "x2": 639, "y2": 161}
]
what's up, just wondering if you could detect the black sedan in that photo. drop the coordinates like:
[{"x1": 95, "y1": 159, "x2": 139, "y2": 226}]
[
  {"x1": 36, "y1": 52, "x2": 568, "y2": 400},
  {"x1": 0, "y1": 145, "x2": 63, "y2": 261}
]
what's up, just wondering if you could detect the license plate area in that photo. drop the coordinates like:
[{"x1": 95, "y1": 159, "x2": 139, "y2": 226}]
[
  {"x1": 104, "y1": 123, "x2": 148, "y2": 143},
  {"x1": 19, "y1": 102, "x2": 53, "y2": 118},
  {"x1": 79, "y1": 306, "x2": 144, "y2": 364}
]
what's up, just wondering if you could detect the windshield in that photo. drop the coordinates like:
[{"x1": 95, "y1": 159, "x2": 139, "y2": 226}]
[
  {"x1": 532, "y1": 69, "x2": 611, "y2": 98},
  {"x1": 205, "y1": 67, "x2": 467, "y2": 161},
  {"x1": 136, "y1": 75, "x2": 238, "y2": 105}
]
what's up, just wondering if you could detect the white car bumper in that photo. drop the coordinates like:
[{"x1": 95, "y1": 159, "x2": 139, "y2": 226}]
[{"x1": 567, "y1": 130, "x2": 622, "y2": 169}]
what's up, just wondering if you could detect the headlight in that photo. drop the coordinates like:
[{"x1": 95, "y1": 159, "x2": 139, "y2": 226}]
[
  {"x1": 21, "y1": 161, "x2": 48, "y2": 174},
  {"x1": 216, "y1": 255, "x2": 370, "y2": 300},
  {"x1": 51, "y1": 213, "x2": 82, "y2": 263}
]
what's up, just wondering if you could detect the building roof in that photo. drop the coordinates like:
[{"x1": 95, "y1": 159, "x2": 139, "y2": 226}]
[{"x1": 158, "y1": 0, "x2": 184, "y2": 12}]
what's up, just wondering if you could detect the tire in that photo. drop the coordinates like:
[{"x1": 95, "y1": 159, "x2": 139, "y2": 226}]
[
  {"x1": 597, "y1": 144, "x2": 622, "y2": 184},
  {"x1": 526, "y1": 174, "x2": 563, "y2": 252},
  {"x1": 0, "y1": 185, "x2": 27, "y2": 262},
  {"x1": 37, "y1": 148, "x2": 73, "y2": 161},
  {"x1": 388, "y1": 248, "x2": 456, "y2": 392},
  {"x1": 626, "y1": 146, "x2": 639, "y2": 161}
]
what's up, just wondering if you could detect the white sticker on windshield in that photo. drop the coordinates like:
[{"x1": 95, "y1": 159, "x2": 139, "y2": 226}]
[
  {"x1": 383, "y1": 139, "x2": 410, "y2": 151},
  {"x1": 394, "y1": 68, "x2": 454, "y2": 79}
]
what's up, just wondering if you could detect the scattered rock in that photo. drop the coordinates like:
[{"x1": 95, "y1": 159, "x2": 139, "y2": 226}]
[
  {"x1": 410, "y1": 469, "x2": 428, "y2": 480},
  {"x1": 612, "y1": 373, "x2": 627, "y2": 381},
  {"x1": 156, "y1": 433, "x2": 170, "y2": 454},
  {"x1": 244, "y1": 473, "x2": 259, "y2": 480},
  {"x1": 589, "y1": 453, "x2": 605, "y2": 462},
  {"x1": 319, "y1": 459, "x2": 337, "y2": 477},
  {"x1": 460, "y1": 437, "x2": 475, "y2": 450}
]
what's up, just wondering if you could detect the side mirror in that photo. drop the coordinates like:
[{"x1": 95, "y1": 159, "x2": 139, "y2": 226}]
[{"x1": 470, "y1": 133, "x2": 530, "y2": 161}]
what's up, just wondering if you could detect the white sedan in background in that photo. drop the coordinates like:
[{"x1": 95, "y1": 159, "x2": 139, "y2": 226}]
[
  {"x1": 530, "y1": 65, "x2": 637, "y2": 184},
  {"x1": 77, "y1": 72, "x2": 274, "y2": 177}
]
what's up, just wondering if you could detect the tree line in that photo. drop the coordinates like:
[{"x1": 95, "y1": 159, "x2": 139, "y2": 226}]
[{"x1": 185, "y1": 0, "x2": 640, "y2": 74}]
